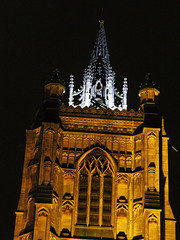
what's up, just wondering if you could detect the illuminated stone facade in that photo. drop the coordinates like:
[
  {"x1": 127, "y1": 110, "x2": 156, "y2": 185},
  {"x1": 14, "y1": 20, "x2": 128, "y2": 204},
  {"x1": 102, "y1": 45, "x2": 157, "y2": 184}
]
[{"x1": 14, "y1": 21, "x2": 176, "y2": 240}]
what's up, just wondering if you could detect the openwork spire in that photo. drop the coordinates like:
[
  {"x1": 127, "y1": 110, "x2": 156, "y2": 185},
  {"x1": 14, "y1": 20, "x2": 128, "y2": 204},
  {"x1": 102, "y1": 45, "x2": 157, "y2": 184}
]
[
  {"x1": 68, "y1": 20, "x2": 128, "y2": 110},
  {"x1": 91, "y1": 20, "x2": 109, "y2": 61}
]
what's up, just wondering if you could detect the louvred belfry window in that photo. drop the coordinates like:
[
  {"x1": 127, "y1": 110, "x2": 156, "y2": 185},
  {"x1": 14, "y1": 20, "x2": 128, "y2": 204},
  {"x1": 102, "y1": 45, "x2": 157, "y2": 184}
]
[{"x1": 77, "y1": 153, "x2": 113, "y2": 226}]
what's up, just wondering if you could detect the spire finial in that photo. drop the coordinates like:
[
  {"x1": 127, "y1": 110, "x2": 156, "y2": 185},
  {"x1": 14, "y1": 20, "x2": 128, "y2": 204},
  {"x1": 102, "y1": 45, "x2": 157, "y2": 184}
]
[
  {"x1": 139, "y1": 72, "x2": 159, "y2": 90},
  {"x1": 45, "y1": 68, "x2": 65, "y2": 86},
  {"x1": 91, "y1": 14, "x2": 108, "y2": 61},
  {"x1": 145, "y1": 72, "x2": 151, "y2": 83},
  {"x1": 51, "y1": 68, "x2": 60, "y2": 81},
  {"x1": 99, "y1": 8, "x2": 104, "y2": 24}
]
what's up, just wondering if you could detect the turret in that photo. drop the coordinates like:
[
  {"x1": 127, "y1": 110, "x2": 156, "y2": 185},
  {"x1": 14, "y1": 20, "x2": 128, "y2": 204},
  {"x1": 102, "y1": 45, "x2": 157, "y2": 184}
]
[
  {"x1": 139, "y1": 73, "x2": 160, "y2": 111},
  {"x1": 139, "y1": 73, "x2": 161, "y2": 127},
  {"x1": 44, "y1": 68, "x2": 65, "y2": 101},
  {"x1": 32, "y1": 69, "x2": 65, "y2": 128}
]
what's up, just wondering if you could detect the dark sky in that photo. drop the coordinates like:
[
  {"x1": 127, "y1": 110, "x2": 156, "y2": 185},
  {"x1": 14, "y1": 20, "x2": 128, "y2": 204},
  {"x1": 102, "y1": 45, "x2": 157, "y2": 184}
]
[{"x1": 1, "y1": 1, "x2": 179, "y2": 239}]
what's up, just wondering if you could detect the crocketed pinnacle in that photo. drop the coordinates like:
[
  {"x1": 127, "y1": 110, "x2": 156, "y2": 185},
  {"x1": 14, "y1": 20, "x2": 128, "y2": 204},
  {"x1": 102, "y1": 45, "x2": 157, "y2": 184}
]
[{"x1": 91, "y1": 19, "x2": 109, "y2": 61}]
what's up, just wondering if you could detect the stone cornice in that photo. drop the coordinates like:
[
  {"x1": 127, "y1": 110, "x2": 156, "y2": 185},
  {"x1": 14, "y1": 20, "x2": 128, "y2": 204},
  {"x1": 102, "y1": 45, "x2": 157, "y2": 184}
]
[
  {"x1": 60, "y1": 105, "x2": 143, "y2": 120},
  {"x1": 59, "y1": 106, "x2": 143, "y2": 135}
]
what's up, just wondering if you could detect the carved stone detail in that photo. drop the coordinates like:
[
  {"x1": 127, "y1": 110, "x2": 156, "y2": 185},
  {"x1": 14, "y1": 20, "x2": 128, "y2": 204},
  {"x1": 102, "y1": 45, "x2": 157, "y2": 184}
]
[{"x1": 63, "y1": 169, "x2": 76, "y2": 177}]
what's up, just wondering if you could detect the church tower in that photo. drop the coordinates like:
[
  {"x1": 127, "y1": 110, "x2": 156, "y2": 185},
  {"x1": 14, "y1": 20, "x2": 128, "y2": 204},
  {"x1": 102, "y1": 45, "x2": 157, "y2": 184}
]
[{"x1": 13, "y1": 20, "x2": 176, "y2": 240}]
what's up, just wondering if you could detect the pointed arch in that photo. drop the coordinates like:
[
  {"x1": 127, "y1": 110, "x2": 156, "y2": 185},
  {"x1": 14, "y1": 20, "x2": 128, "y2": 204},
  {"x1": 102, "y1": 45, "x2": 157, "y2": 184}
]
[
  {"x1": 113, "y1": 140, "x2": 119, "y2": 152},
  {"x1": 38, "y1": 207, "x2": 48, "y2": 217},
  {"x1": 37, "y1": 208, "x2": 49, "y2": 240},
  {"x1": 133, "y1": 203, "x2": 143, "y2": 236},
  {"x1": 76, "y1": 146, "x2": 118, "y2": 170},
  {"x1": 135, "y1": 138, "x2": 142, "y2": 152},
  {"x1": 63, "y1": 172, "x2": 74, "y2": 196},
  {"x1": 63, "y1": 136, "x2": 69, "y2": 149},
  {"x1": 45, "y1": 127, "x2": 55, "y2": 134},
  {"x1": 147, "y1": 132, "x2": 156, "y2": 138},
  {"x1": 75, "y1": 147, "x2": 116, "y2": 227},
  {"x1": 117, "y1": 205, "x2": 128, "y2": 233},
  {"x1": 148, "y1": 213, "x2": 158, "y2": 240},
  {"x1": 127, "y1": 140, "x2": 132, "y2": 152},
  {"x1": 134, "y1": 173, "x2": 142, "y2": 199},
  {"x1": 117, "y1": 174, "x2": 129, "y2": 199},
  {"x1": 147, "y1": 133, "x2": 156, "y2": 166},
  {"x1": 135, "y1": 154, "x2": 142, "y2": 168},
  {"x1": 26, "y1": 197, "x2": 35, "y2": 226}
]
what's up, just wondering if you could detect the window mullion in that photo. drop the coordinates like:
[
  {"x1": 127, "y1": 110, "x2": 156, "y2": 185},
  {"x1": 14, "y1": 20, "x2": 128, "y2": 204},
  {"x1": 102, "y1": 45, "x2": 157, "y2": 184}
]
[
  {"x1": 99, "y1": 174, "x2": 104, "y2": 226},
  {"x1": 87, "y1": 173, "x2": 92, "y2": 225}
]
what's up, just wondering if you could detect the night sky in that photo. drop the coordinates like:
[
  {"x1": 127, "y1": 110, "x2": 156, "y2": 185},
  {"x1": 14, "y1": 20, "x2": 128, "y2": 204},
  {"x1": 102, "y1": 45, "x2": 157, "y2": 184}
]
[{"x1": 1, "y1": 1, "x2": 179, "y2": 239}]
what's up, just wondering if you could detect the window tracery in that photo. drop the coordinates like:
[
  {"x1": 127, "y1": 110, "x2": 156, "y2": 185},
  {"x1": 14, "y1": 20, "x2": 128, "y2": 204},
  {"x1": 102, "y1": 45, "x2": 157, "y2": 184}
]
[{"x1": 77, "y1": 153, "x2": 114, "y2": 226}]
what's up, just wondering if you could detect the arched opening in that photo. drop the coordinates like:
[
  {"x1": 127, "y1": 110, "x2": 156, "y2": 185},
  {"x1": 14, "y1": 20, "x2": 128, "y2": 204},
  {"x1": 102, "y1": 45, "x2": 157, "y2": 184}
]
[
  {"x1": 63, "y1": 174, "x2": 74, "y2": 196},
  {"x1": 134, "y1": 173, "x2": 142, "y2": 199},
  {"x1": 26, "y1": 197, "x2": 35, "y2": 228},
  {"x1": 135, "y1": 154, "x2": 142, "y2": 168},
  {"x1": 76, "y1": 148, "x2": 115, "y2": 227},
  {"x1": 96, "y1": 81, "x2": 102, "y2": 97},
  {"x1": 117, "y1": 208, "x2": 128, "y2": 233},
  {"x1": 147, "y1": 135, "x2": 156, "y2": 165},
  {"x1": 118, "y1": 175, "x2": 128, "y2": 199},
  {"x1": 148, "y1": 214, "x2": 158, "y2": 240},
  {"x1": 37, "y1": 208, "x2": 48, "y2": 240},
  {"x1": 133, "y1": 204, "x2": 143, "y2": 236}
]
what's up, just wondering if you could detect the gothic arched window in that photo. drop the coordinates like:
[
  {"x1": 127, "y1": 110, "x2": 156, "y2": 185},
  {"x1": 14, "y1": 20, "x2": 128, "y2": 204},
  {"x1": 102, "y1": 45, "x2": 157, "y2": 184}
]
[
  {"x1": 148, "y1": 214, "x2": 158, "y2": 240},
  {"x1": 77, "y1": 152, "x2": 114, "y2": 226}
]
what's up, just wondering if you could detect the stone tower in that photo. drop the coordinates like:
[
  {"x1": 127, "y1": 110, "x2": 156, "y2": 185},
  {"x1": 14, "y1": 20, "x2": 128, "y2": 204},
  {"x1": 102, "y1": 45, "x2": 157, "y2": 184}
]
[{"x1": 13, "y1": 20, "x2": 176, "y2": 240}]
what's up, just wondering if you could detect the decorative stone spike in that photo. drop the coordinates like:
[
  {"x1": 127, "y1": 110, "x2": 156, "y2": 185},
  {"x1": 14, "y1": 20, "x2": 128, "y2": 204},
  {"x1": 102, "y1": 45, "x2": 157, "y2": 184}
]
[
  {"x1": 122, "y1": 78, "x2": 128, "y2": 110},
  {"x1": 69, "y1": 75, "x2": 74, "y2": 106}
]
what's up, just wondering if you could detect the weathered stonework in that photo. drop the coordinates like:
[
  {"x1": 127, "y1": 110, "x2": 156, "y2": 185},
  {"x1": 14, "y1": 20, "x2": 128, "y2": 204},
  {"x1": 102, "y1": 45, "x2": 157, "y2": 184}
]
[
  {"x1": 13, "y1": 20, "x2": 176, "y2": 240},
  {"x1": 13, "y1": 104, "x2": 176, "y2": 240}
]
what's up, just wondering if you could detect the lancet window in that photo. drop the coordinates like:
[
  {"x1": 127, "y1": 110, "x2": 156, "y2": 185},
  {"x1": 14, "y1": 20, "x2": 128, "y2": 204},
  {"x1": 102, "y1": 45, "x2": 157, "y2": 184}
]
[
  {"x1": 77, "y1": 153, "x2": 114, "y2": 226},
  {"x1": 148, "y1": 214, "x2": 158, "y2": 240}
]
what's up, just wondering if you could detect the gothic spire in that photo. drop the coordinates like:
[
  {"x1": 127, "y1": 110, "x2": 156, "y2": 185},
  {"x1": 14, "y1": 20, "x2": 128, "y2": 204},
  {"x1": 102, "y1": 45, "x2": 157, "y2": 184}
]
[
  {"x1": 91, "y1": 19, "x2": 109, "y2": 61},
  {"x1": 68, "y1": 20, "x2": 128, "y2": 111}
]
